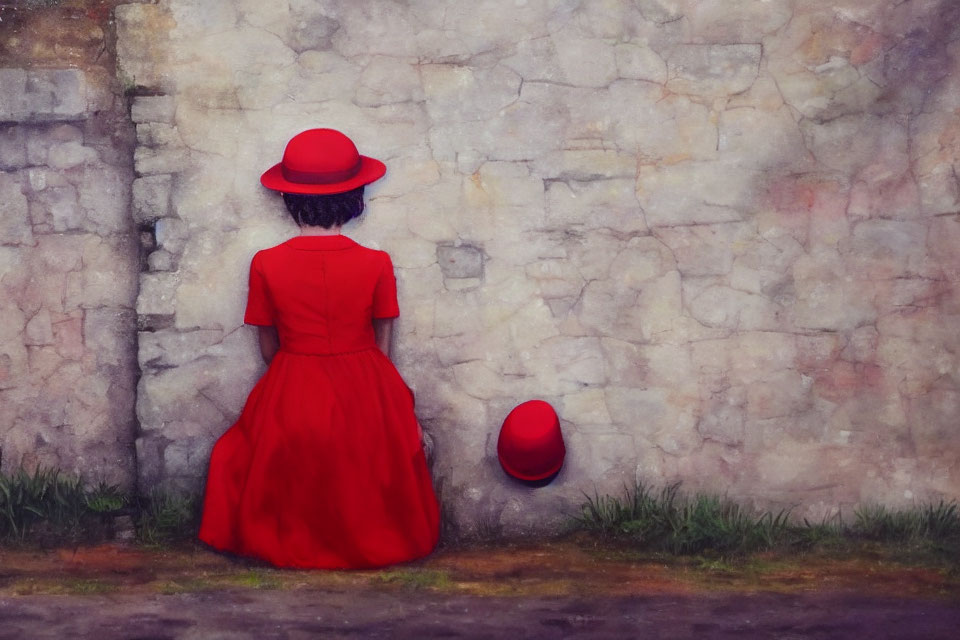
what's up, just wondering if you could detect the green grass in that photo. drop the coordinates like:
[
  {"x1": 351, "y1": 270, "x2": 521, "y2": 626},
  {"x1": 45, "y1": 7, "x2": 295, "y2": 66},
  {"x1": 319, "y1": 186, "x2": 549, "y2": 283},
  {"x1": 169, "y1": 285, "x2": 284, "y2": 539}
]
[
  {"x1": 0, "y1": 463, "x2": 90, "y2": 545},
  {"x1": 570, "y1": 481, "x2": 791, "y2": 555},
  {"x1": 85, "y1": 480, "x2": 129, "y2": 513},
  {"x1": 156, "y1": 576, "x2": 226, "y2": 595},
  {"x1": 852, "y1": 500, "x2": 960, "y2": 542},
  {"x1": 0, "y1": 462, "x2": 200, "y2": 548},
  {"x1": 790, "y1": 511, "x2": 848, "y2": 550},
  {"x1": 64, "y1": 578, "x2": 120, "y2": 595},
  {"x1": 134, "y1": 485, "x2": 200, "y2": 546},
  {"x1": 569, "y1": 480, "x2": 960, "y2": 561},
  {"x1": 375, "y1": 568, "x2": 450, "y2": 590},
  {"x1": 5, "y1": 460, "x2": 959, "y2": 568},
  {"x1": 225, "y1": 570, "x2": 283, "y2": 590}
]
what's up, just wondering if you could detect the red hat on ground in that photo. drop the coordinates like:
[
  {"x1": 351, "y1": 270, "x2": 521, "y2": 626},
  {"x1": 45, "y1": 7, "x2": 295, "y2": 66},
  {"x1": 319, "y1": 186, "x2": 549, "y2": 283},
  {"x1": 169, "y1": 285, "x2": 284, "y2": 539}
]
[
  {"x1": 497, "y1": 400, "x2": 565, "y2": 482},
  {"x1": 260, "y1": 128, "x2": 386, "y2": 195}
]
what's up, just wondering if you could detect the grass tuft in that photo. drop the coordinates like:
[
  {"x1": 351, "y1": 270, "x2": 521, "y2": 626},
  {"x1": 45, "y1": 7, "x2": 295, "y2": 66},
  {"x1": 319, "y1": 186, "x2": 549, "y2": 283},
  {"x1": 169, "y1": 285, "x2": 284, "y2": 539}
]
[
  {"x1": 0, "y1": 462, "x2": 201, "y2": 548},
  {"x1": 852, "y1": 500, "x2": 960, "y2": 544},
  {"x1": 133, "y1": 485, "x2": 200, "y2": 546},
  {"x1": 85, "y1": 479, "x2": 129, "y2": 513},
  {"x1": 0, "y1": 463, "x2": 89, "y2": 545},
  {"x1": 569, "y1": 480, "x2": 960, "y2": 560},
  {"x1": 791, "y1": 511, "x2": 847, "y2": 550},
  {"x1": 571, "y1": 481, "x2": 791, "y2": 555}
]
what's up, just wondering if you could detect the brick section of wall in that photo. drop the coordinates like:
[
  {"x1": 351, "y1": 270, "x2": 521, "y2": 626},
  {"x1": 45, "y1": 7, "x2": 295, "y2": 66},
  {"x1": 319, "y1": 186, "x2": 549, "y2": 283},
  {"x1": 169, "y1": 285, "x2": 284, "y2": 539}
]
[{"x1": 0, "y1": 1, "x2": 139, "y2": 492}]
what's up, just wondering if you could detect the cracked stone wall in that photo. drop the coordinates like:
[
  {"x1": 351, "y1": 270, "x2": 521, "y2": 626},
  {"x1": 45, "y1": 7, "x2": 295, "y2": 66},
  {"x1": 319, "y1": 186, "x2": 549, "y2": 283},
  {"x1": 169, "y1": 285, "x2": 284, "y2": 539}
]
[
  {"x1": 117, "y1": 0, "x2": 960, "y2": 537},
  {"x1": 0, "y1": 1, "x2": 139, "y2": 490}
]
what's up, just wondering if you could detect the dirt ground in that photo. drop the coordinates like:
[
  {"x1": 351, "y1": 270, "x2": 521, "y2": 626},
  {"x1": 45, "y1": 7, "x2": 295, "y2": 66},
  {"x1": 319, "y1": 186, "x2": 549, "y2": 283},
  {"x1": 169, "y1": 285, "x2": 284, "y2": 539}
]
[{"x1": 1, "y1": 537, "x2": 958, "y2": 638}]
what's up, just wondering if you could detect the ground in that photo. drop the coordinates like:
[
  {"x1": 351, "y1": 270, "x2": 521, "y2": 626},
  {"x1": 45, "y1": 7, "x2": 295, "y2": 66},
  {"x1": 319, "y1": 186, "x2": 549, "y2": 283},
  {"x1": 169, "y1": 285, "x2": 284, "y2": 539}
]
[{"x1": 1, "y1": 536, "x2": 958, "y2": 638}]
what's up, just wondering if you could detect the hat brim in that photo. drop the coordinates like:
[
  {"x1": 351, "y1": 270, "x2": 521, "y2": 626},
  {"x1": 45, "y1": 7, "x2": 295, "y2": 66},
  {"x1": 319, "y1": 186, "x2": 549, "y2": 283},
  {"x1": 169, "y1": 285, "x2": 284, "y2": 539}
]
[
  {"x1": 260, "y1": 155, "x2": 386, "y2": 195},
  {"x1": 497, "y1": 448, "x2": 565, "y2": 482}
]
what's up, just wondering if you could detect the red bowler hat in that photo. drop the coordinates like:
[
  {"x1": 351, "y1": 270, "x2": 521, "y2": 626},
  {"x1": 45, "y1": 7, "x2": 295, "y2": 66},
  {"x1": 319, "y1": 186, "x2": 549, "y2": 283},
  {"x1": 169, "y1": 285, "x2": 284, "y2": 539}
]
[
  {"x1": 497, "y1": 400, "x2": 566, "y2": 482},
  {"x1": 260, "y1": 128, "x2": 386, "y2": 195}
]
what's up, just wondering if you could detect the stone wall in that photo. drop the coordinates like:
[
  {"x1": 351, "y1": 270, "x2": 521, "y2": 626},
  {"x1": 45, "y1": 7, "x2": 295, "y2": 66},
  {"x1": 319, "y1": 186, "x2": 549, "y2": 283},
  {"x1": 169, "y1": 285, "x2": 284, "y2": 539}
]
[
  {"x1": 0, "y1": 1, "x2": 139, "y2": 490},
  {"x1": 115, "y1": 0, "x2": 960, "y2": 537}
]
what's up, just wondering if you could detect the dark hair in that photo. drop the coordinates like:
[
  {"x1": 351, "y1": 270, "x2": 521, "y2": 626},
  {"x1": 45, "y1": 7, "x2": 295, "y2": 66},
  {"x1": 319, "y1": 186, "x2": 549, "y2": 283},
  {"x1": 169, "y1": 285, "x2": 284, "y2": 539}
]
[{"x1": 281, "y1": 186, "x2": 365, "y2": 228}]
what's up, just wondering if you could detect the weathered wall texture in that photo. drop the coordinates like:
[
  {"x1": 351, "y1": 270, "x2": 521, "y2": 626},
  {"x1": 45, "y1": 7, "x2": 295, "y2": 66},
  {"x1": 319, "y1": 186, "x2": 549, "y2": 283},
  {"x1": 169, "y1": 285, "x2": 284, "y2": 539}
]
[
  {"x1": 0, "y1": 1, "x2": 139, "y2": 490},
  {"x1": 116, "y1": 0, "x2": 960, "y2": 536}
]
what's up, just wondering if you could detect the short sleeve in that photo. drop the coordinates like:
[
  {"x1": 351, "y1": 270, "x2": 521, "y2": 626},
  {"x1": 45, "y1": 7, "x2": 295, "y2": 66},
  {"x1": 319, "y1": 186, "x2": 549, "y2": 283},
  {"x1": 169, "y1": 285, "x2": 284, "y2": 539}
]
[
  {"x1": 372, "y1": 252, "x2": 400, "y2": 319},
  {"x1": 243, "y1": 253, "x2": 274, "y2": 326}
]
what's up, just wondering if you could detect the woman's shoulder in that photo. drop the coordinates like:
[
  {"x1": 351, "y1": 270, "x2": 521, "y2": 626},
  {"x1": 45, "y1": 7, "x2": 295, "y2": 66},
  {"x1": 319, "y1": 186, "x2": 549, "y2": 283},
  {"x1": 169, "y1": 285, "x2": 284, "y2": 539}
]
[
  {"x1": 248, "y1": 243, "x2": 286, "y2": 273},
  {"x1": 351, "y1": 241, "x2": 394, "y2": 265},
  {"x1": 252, "y1": 238, "x2": 289, "y2": 256},
  {"x1": 250, "y1": 245, "x2": 274, "y2": 264}
]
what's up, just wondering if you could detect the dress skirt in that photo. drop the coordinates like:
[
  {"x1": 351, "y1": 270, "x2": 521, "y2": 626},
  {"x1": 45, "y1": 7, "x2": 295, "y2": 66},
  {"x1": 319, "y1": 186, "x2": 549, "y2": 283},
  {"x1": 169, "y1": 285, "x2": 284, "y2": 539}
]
[{"x1": 197, "y1": 346, "x2": 440, "y2": 569}]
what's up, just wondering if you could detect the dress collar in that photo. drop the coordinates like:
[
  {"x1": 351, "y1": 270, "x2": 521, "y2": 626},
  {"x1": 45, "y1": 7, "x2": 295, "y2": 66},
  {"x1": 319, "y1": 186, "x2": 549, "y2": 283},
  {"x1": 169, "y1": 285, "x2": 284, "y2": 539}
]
[{"x1": 282, "y1": 234, "x2": 358, "y2": 251}]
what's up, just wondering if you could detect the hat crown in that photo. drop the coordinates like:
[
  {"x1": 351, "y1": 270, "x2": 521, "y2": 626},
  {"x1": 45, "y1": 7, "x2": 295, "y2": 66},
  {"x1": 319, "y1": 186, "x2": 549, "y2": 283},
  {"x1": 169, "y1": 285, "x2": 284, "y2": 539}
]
[
  {"x1": 280, "y1": 128, "x2": 361, "y2": 184},
  {"x1": 497, "y1": 400, "x2": 565, "y2": 481}
]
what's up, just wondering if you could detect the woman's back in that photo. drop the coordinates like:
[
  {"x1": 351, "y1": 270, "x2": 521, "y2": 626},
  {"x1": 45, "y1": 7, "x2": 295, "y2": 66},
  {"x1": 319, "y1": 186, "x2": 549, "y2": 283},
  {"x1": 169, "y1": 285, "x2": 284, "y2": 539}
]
[{"x1": 244, "y1": 234, "x2": 399, "y2": 355}]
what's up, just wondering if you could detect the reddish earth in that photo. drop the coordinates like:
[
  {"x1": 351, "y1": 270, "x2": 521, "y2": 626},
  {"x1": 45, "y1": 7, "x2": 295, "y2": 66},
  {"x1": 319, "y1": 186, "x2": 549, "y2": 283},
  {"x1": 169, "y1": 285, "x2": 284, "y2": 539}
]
[
  {"x1": 1, "y1": 538, "x2": 957, "y2": 638},
  {"x1": 2, "y1": 538, "x2": 956, "y2": 599}
]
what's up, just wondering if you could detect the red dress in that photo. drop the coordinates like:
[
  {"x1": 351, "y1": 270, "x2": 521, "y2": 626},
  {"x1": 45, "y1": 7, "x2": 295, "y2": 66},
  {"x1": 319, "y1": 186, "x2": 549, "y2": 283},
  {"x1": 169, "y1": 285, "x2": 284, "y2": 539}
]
[{"x1": 198, "y1": 234, "x2": 440, "y2": 569}]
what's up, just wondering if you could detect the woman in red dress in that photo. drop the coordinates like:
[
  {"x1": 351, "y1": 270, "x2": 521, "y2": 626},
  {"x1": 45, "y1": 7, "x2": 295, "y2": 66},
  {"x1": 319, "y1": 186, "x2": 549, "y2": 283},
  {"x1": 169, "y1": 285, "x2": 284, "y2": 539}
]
[{"x1": 197, "y1": 129, "x2": 440, "y2": 569}]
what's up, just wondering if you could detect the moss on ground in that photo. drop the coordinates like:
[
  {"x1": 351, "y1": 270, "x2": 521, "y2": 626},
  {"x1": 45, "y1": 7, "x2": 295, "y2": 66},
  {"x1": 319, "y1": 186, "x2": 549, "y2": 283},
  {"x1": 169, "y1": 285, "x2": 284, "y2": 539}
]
[{"x1": 375, "y1": 568, "x2": 451, "y2": 590}]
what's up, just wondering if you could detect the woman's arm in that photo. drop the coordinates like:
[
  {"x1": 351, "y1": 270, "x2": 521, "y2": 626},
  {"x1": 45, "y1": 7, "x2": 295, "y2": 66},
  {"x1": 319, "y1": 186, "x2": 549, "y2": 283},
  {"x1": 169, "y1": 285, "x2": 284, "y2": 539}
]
[
  {"x1": 373, "y1": 317, "x2": 393, "y2": 359},
  {"x1": 257, "y1": 325, "x2": 280, "y2": 365},
  {"x1": 372, "y1": 317, "x2": 426, "y2": 446}
]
